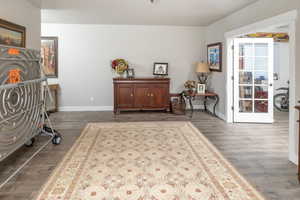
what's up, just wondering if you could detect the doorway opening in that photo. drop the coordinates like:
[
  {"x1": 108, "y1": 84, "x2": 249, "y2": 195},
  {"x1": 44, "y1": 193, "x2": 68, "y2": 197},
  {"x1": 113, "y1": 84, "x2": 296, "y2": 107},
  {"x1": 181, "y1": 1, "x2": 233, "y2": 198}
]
[{"x1": 225, "y1": 10, "x2": 298, "y2": 164}]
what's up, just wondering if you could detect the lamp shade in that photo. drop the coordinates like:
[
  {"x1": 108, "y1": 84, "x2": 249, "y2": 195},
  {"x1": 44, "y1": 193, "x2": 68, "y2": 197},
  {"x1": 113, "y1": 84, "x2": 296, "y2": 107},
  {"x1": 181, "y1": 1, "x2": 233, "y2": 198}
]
[{"x1": 196, "y1": 62, "x2": 210, "y2": 73}]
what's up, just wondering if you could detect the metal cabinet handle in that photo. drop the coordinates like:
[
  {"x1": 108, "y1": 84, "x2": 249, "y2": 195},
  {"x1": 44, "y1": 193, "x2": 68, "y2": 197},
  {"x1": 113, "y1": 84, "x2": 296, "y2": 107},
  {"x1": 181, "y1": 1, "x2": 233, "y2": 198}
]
[
  {"x1": 151, "y1": 94, "x2": 154, "y2": 97},
  {"x1": 130, "y1": 94, "x2": 133, "y2": 97}
]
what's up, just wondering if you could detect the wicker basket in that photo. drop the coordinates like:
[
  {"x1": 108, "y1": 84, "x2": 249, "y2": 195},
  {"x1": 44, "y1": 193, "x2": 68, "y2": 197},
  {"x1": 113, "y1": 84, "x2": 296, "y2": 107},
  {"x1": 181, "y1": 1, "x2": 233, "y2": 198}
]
[{"x1": 171, "y1": 96, "x2": 186, "y2": 115}]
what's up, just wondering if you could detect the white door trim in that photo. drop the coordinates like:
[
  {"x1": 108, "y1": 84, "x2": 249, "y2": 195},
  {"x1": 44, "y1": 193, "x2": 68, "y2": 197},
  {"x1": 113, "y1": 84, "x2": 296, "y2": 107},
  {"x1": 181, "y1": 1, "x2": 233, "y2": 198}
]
[
  {"x1": 225, "y1": 10, "x2": 298, "y2": 38},
  {"x1": 225, "y1": 10, "x2": 298, "y2": 164}
]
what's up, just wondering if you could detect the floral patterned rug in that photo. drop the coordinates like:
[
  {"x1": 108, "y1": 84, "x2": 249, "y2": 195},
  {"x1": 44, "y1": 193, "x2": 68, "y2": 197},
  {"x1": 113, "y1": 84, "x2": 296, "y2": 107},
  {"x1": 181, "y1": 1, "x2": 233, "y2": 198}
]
[{"x1": 36, "y1": 122, "x2": 265, "y2": 200}]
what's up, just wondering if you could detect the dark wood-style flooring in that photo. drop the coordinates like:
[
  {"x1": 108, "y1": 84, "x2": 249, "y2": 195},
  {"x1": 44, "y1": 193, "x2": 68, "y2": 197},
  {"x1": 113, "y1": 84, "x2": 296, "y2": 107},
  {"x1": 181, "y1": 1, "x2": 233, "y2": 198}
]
[{"x1": 0, "y1": 111, "x2": 298, "y2": 200}]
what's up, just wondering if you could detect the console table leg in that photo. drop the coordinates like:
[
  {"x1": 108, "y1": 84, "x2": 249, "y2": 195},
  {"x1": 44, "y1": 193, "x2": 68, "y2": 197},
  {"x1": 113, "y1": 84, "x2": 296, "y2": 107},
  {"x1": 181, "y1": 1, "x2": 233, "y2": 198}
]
[
  {"x1": 188, "y1": 97, "x2": 194, "y2": 118},
  {"x1": 204, "y1": 97, "x2": 208, "y2": 112},
  {"x1": 213, "y1": 95, "x2": 219, "y2": 116}
]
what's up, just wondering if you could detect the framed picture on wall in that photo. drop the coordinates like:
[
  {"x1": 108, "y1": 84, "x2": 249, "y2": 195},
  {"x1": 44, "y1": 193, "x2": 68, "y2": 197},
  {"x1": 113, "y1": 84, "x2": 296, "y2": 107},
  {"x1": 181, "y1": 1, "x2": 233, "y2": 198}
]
[
  {"x1": 153, "y1": 63, "x2": 168, "y2": 76},
  {"x1": 0, "y1": 18, "x2": 26, "y2": 47},
  {"x1": 207, "y1": 42, "x2": 222, "y2": 72},
  {"x1": 41, "y1": 37, "x2": 58, "y2": 78}
]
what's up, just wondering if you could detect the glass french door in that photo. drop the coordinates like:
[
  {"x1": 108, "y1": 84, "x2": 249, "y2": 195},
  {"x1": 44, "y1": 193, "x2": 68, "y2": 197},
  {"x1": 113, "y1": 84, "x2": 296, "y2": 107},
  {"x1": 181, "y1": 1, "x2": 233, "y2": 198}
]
[{"x1": 233, "y1": 38, "x2": 274, "y2": 123}]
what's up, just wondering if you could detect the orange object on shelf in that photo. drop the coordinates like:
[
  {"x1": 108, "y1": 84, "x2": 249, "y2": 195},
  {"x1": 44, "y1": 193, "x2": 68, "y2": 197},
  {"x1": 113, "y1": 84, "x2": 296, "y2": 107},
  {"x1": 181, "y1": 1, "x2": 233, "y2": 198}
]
[
  {"x1": 7, "y1": 69, "x2": 21, "y2": 84},
  {"x1": 8, "y1": 48, "x2": 20, "y2": 55}
]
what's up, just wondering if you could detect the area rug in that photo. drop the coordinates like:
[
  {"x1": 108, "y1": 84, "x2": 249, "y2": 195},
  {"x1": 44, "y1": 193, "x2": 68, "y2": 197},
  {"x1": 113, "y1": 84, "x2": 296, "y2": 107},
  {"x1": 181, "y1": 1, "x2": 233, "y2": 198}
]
[{"x1": 35, "y1": 122, "x2": 265, "y2": 200}]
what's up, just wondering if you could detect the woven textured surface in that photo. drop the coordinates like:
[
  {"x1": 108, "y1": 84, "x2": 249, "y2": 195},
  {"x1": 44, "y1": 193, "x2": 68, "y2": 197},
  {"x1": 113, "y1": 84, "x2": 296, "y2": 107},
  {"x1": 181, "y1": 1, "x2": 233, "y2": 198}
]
[{"x1": 36, "y1": 122, "x2": 265, "y2": 200}]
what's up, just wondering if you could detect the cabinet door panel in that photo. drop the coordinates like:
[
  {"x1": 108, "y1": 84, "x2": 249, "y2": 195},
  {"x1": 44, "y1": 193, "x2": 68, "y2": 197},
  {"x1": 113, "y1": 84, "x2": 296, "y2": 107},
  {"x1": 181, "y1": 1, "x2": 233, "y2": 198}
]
[
  {"x1": 150, "y1": 85, "x2": 169, "y2": 108},
  {"x1": 134, "y1": 84, "x2": 150, "y2": 108},
  {"x1": 117, "y1": 84, "x2": 134, "y2": 108}
]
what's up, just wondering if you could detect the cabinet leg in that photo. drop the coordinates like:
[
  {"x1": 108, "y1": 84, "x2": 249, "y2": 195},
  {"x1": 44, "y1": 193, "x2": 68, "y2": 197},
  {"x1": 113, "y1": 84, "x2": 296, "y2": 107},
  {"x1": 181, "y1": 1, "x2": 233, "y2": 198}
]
[
  {"x1": 166, "y1": 107, "x2": 171, "y2": 112},
  {"x1": 114, "y1": 109, "x2": 120, "y2": 115}
]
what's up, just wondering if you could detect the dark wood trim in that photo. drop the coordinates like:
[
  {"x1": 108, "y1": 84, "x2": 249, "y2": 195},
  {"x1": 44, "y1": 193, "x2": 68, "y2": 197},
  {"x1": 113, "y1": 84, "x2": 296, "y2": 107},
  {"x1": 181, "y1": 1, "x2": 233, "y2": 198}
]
[
  {"x1": 0, "y1": 18, "x2": 26, "y2": 48},
  {"x1": 113, "y1": 78, "x2": 170, "y2": 84},
  {"x1": 207, "y1": 42, "x2": 222, "y2": 72},
  {"x1": 41, "y1": 36, "x2": 59, "y2": 78},
  {"x1": 170, "y1": 93, "x2": 181, "y2": 98}
]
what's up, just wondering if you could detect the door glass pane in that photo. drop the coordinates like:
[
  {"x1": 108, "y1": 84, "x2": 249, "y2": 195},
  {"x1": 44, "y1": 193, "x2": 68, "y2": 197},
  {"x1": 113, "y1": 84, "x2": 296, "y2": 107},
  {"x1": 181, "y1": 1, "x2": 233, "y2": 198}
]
[
  {"x1": 255, "y1": 86, "x2": 268, "y2": 99},
  {"x1": 236, "y1": 40, "x2": 272, "y2": 118},
  {"x1": 254, "y1": 72, "x2": 268, "y2": 85},
  {"x1": 255, "y1": 43, "x2": 268, "y2": 57},
  {"x1": 254, "y1": 57, "x2": 268, "y2": 71},
  {"x1": 255, "y1": 100, "x2": 268, "y2": 113},
  {"x1": 239, "y1": 57, "x2": 253, "y2": 70},
  {"x1": 239, "y1": 72, "x2": 252, "y2": 84},
  {"x1": 239, "y1": 86, "x2": 252, "y2": 98},
  {"x1": 239, "y1": 100, "x2": 253, "y2": 113},
  {"x1": 240, "y1": 43, "x2": 253, "y2": 57}
]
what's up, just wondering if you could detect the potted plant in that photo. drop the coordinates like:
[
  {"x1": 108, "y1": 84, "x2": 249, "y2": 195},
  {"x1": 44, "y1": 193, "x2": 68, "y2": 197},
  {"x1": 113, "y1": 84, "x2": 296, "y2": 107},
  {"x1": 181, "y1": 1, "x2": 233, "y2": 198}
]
[
  {"x1": 184, "y1": 80, "x2": 197, "y2": 95},
  {"x1": 111, "y1": 59, "x2": 129, "y2": 77}
]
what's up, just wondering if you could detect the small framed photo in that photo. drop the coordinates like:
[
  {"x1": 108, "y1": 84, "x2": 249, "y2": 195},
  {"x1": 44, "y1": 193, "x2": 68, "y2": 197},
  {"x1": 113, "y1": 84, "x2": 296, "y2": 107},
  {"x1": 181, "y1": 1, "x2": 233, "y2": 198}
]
[
  {"x1": 197, "y1": 84, "x2": 206, "y2": 94},
  {"x1": 126, "y1": 68, "x2": 135, "y2": 78},
  {"x1": 153, "y1": 63, "x2": 168, "y2": 76}
]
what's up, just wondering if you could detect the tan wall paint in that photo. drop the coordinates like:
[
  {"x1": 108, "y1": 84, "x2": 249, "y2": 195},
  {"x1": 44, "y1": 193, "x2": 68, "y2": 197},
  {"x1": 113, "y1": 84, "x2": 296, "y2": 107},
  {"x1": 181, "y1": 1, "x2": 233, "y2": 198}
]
[{"x1": 0, "y1": 0, "x2": 41, "y2": 49}]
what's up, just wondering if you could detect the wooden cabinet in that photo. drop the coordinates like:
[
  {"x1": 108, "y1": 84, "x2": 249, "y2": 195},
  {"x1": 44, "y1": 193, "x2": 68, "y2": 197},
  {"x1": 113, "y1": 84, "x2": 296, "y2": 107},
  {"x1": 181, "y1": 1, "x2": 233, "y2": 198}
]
[{"x1": 113, "y1": 78, "x2": 170, "y2": 113}]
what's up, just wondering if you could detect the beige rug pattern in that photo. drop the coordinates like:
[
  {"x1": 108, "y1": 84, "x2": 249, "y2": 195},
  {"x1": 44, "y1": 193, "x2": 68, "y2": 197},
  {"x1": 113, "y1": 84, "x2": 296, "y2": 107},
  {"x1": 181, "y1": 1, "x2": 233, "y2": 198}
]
[{"x1": 36, "y1": 122, "x2": 265, "y2": 200}]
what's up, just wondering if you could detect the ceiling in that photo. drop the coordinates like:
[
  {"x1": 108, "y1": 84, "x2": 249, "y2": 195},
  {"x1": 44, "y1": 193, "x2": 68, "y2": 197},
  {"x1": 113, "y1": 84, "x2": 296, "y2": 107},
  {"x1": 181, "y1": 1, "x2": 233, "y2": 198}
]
[{"x1": 29, "y1": 0, "x2": 258, "y2": 26}]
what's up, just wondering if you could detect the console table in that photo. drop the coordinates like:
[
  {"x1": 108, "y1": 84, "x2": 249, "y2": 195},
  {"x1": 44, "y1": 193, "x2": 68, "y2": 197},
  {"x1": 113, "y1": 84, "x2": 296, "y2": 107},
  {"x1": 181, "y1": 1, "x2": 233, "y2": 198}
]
[
  {"x1": 113, "y1": 78, "x2": 170, "y2": 114},
  {"x1": 182, "y1": 91, "x2": 219, "y2": 117},
  {"x1": 295, "y1": 106, "x2": 300, "y2": 182}
]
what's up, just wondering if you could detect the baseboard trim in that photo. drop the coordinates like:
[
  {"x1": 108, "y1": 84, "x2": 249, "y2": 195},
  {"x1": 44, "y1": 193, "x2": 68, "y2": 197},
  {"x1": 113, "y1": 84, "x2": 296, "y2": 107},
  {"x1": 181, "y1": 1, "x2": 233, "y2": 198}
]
[
  {"x1": 58, "y1": 105, "x2": 226, "y2": 121},
  {"x1": 58, "y1": 106, "x2": 113, "y2": 112},
  {"x1": 289, "y1": 152, "x2": 298, "y2": 165},
  {"x1": 216, "y1": 112, "x2": 226, "y2": 121},
  {"x1": 186, "y1": 105, "x2": 226, "y2": 121}
]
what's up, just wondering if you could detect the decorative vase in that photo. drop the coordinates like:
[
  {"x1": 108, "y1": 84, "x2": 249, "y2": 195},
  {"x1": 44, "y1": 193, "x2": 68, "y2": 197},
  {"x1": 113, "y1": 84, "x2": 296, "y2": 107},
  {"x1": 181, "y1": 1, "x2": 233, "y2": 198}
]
[
  {"x1": 114, "y1": 72, "x2": 125, "y2": 78},
  {"x1": 185, "y1": 88, "x2": 196, "y2": 96}
]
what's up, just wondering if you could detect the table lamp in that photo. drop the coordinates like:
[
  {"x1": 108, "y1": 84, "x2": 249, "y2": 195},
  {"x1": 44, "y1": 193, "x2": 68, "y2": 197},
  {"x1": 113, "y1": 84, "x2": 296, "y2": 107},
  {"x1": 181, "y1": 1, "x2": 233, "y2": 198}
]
[{"x1": 196, "y1": 62, "x2": 210, "y2": 84}]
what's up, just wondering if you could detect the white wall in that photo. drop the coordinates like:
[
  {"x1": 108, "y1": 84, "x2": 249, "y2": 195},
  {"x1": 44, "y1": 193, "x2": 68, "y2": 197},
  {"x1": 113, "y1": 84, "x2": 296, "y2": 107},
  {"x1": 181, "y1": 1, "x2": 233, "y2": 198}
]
[
  {"x1": 205, "y1": 0, "x2": 300, "y2": 164},
  {"x1": 0, "y1": 0, "x2": 41, "y2": 49},
  {"x1": 42, "y1": 24, "x2": 205, "y2": 110},
  {"x1": 274, "y1": 42, "x2": 290, "y2": 92}
]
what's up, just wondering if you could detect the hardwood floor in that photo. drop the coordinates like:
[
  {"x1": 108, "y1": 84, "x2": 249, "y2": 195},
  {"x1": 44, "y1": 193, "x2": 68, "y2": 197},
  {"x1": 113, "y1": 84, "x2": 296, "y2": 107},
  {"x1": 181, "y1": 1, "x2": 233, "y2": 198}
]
[{"x1": 0, "y1": 111, "x2": 298, "y2": 200}]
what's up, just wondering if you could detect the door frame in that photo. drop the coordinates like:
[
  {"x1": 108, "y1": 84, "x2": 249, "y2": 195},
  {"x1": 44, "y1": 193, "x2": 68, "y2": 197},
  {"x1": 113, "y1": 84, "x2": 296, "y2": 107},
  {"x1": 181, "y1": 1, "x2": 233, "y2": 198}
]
[{"x1": 225, "y1": 10, "x2": 298, "y2": 164}]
